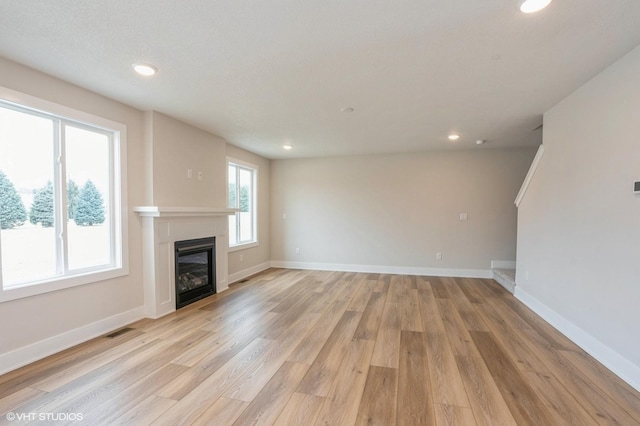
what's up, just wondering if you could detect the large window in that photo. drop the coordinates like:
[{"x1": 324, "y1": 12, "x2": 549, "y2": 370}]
[
  {"x1": 0, "y1": 87, "x2": 127, "y2": 302},
  {"x1": 227, "y1": 158, "x2": 257, "y2": 250}
]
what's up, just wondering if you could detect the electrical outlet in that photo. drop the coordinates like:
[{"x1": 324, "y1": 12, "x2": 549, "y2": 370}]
[
  {"x1": 197, "y1": 171, "x2": 203, "y2": 181},
  {"x1": 436, "y1": 252, "x2": 442, "y2": 260},
  {"x1": 187, "y1": 169, "x2": 193, "y2": 179},
  {"x1": 295, "y1": 248, "x2": 300, "y2": 255},
  {"x1": 459, "y1": 213, "x2": 468, "y2": 221}
]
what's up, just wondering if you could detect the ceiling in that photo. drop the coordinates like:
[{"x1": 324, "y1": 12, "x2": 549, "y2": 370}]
[{"x1": 1, "y1": 1, "x2": 640, "y2": 159}]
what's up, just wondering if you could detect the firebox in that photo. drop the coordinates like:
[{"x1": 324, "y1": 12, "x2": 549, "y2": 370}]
[{"x1": 174, "y1": 237, "x2": 216, "y2": 309}]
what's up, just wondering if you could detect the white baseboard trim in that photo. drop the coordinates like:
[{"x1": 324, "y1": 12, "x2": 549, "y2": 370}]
[
  {"x1": 491, "y1": 260, "x2": 516, "y2": 270},
  {"x1": 270, "y1": 261, "x2": 493, "y2": 279},
  {"x1": 0, "y1": 306, "x2": 146, "y2": 376},
  {"x1": 515, "y1": 287, "x2": 640, "y2": 392},
  {"x1": 228, "y1": 261, "x2": 272, "y2": 284},
  {"x1": 493, "y1": 273, "x2": 516, "y2": 294},
  {"x1": 216, "y1": 279, "x2": 229, "y2": 294}
]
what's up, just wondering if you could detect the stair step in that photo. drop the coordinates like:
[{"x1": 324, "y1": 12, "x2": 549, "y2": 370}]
[{"x1": 493, "y1": 268, "x2": 516, "y2": 294}]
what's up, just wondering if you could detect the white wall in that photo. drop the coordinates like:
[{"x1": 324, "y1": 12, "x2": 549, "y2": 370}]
[
  {"x1": 271, "y1": 148, "x2": 536, "y2": 275},
  {"x1": 225, "y1": 145, "x2": 271, "y2": 279},
  {"x1": 516, "y1": 45, "x2": 640, "y2": 389},
  {"x1": 0, "y1": 58, "x2": 146, "y2": 368}
]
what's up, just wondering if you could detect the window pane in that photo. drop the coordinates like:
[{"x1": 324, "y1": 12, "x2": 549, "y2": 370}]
[
  {"x1": 65, "y1": 125, "x2": 111, "y2": 270},
  {"x1": 228, "y1": 161, "x2": 257, "y2": 247},
  {"x1": 228, "y1": 164, "x2": 239, "y2": 246},
  {"x1": 238, "y1": 168, "x2": 253, "y2": 242},
  {"x1": 0, "y1": 106, "x2": 57, "y2": 285},
  {"x1": 239, "y1": 168, "x2": 251, "y2": 213},
  {"x1": 239, "y1": 211, "x2": 252, "y2": 242},
  {"x1": 228, "y1": 165, "x2": 237, "y2": 208},
  {"x1": 228, "y1": 214, "x2": 238, "y2": 246}
]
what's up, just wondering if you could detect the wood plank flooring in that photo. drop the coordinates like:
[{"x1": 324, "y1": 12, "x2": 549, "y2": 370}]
[{"x1": 1, "y1": 268, "x2": 640, "y2": 425}]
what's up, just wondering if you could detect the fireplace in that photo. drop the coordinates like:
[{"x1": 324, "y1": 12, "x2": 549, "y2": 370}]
[
  {"x1": 135, "y1": 206, "x2": 234, "y2": 317},
  {"x1": 174, "y1": 237, "x2": 216, "y2": 309}
]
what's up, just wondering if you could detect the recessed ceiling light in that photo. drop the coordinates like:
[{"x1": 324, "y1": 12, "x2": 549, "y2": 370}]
[
  {"x1": 476, "y1": 139, "x2": 486, "y2": 145},
  {"x1": 341, "y1": 107, "x2": 354, "y2": 113},
  {"x1": 132, "y1": 63, "x2": 158, "y2": 76},
  {"x1": 517, "y1": 0, "x2": 552, "y2": 13},
  {"x1": 448, "y1": 134, "x2": 460, "y2": 141},
  {"x1": 283, "y1": 144, "x2": 293, "y2": 150}
]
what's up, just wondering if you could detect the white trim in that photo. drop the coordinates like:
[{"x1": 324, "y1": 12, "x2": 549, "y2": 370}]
[
  {"x1": 228, "y1": 241, "x2": 259, "y2": 253},
  {"x1": 270, "y1": 261, "x2": 492, "y2": 279},
  {"x1": 1, "y1": 268, "x2": 130, "y2": 303},
  {"x1": 226, "y1": 157, "x2": 259, "y2": 249},
  {"x1": 228, "y1": 261, "x2": 271, "y2": 284},
  {"x1": 0, "y1": 85, "x2": 127, "y2": 132},
  {"x1": 133, "y1": 206, "x2": 237, "y2": 217},
  {"x1": 515, "y1": 144, "x2": 544, "y2": 207},
  {"x1": 515, "y1": 287, "x2": 640, "y2": 392},
  {"x1": 491, "y1": 260, "x2": 516, "y2": 270},
  {"x1": 226, "y1": 156, "x2": 259, "y2": 171},
  {"x1": 492, "y1": 270, "x2": 516, "y2": 294},
  {"x1": 0, "y1": 306, "x2": 145, "y2": 375}
]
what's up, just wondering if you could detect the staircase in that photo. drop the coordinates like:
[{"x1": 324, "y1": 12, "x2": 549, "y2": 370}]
[
  {"x1": 502, "y1": 144, "x2": 543, "y2": 294},
  {"x1": 493, "y1": 268, "x2": 516, "y2": 294}
]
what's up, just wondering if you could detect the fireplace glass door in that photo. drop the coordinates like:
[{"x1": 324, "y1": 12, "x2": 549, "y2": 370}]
[{"x1": 175, "y1": 237, "x2": 216, "y2": 309}]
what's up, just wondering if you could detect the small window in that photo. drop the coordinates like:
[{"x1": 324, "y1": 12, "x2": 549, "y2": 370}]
[
  {"x1": 227, "y1": 158, "x2": 257, "y2": 250},
  {"x1": 0, "y1": 87, "x2": 128, "y2": 302}
]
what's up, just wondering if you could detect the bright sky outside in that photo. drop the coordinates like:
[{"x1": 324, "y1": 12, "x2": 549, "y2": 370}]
[
  {"x1": 0, "y1": 104, "x2": 109, "y2": 201},
  {"x1": 0, "y1": 104, "x2": 112, "y2": 285}
]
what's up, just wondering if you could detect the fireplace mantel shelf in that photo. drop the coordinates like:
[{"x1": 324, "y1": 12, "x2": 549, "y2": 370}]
[{"x1": 133, "y1": 206, "x2": 237, "y2": 218}]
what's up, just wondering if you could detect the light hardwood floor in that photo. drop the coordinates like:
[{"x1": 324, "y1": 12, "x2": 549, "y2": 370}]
[{"x1": 1, "y1": 269, "x2": 639, "y2": 425}]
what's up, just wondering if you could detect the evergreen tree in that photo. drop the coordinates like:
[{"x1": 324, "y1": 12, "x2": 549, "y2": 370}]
[
  {"x1": 228, "y1": 183, "x2": 237, "y2": 209},
  {"x1": 0, "y1": 170, "x2": 28, "y2": 229},
  {"x1": 29, "y1": 181, "x2": 54, "y2": 227},
  {"x1": 74, "y1": 180, "x2": 105, "y2": 226},
  {"x1": 228, "y1": 184, "x2": 249, "y2": 212},
  {"x1": 67, "y1": 179, "x2": 80, "y2": 220},
  {"x1": 239, "y1": 185, "x2": 250, "y2": 212}
]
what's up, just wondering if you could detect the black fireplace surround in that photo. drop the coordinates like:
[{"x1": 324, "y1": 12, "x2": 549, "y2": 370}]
[{"x1": 174, "y1": 237, "x2": 216, "y2": 309}]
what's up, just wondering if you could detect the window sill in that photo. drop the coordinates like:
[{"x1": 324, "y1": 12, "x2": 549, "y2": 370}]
[
  {"x1": 228, "y1": 241, "x2": 259, "y2": 253},
  {"x1": 0, "y1": 266, "x2": 129, "y2": 303}
]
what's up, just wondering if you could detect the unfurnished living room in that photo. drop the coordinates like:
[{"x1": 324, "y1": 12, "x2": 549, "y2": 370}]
[{"x1": 0, "y1": 0, "x2": 639, "y2": 424}]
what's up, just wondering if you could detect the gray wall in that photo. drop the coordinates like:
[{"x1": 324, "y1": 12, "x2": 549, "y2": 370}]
[
  {"x1": 0, "y1": 58, "x2": 146, "y2": 355},
  {"x1": 271, "y1": 148, "x2": 536, "y2": 273},
  {"x1": 516, "y1": 44, "x2": 640, "y2": 386},
  {"x1": 146, "y1": 111, "x2": 227, "y2": 208},
  {"x1": 0, "y1": 58, "x2": 271, "y2": 370}
]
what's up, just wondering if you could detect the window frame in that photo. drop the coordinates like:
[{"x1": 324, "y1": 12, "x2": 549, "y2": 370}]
[
  {"x1": 0, "y1": 86, "x2": 129, "y2": 303},
  {"x1": 226, "y1": 157, "x2": 258, "y2": 252}
]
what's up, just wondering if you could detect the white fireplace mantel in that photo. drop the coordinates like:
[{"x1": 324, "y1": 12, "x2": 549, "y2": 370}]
[
  {"x1": 134, "y1": 206, "x2": 235, "y2": 318},
  {"x1": 133, "y1": 206, "x2": 237, "y2": 217}
]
